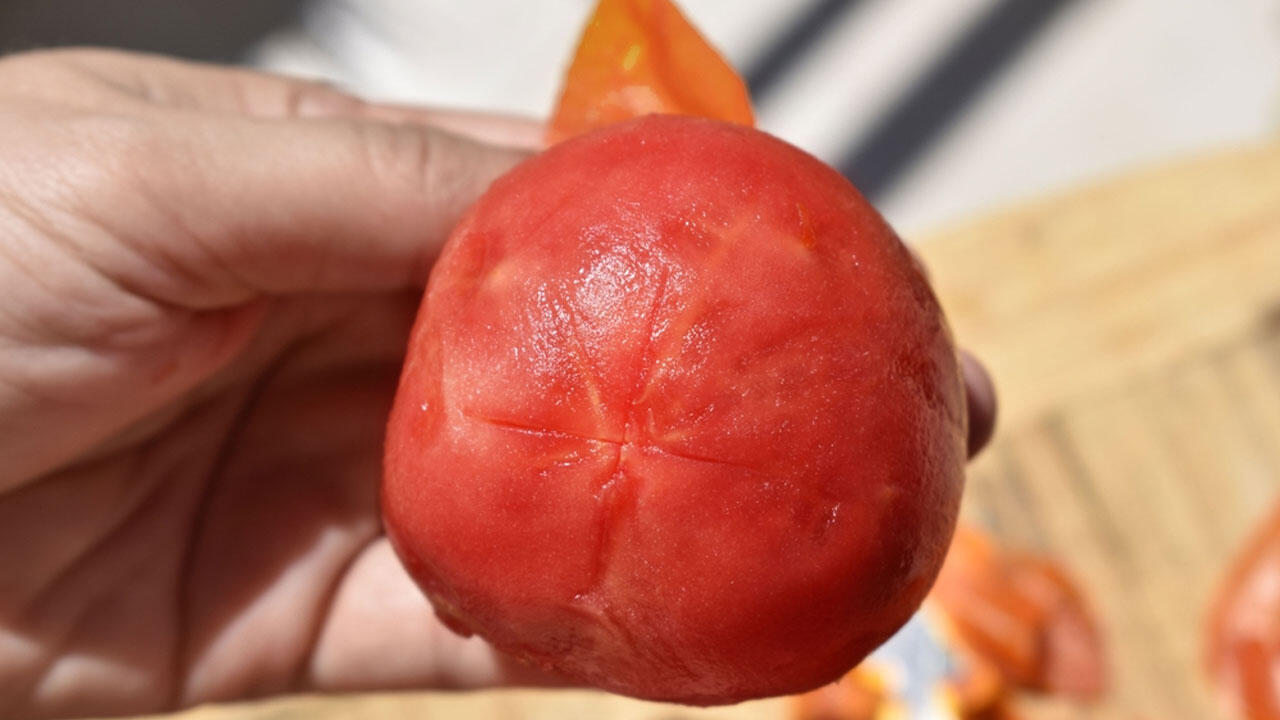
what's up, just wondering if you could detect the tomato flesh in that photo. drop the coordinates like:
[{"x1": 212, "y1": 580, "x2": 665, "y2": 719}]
[{"x1": 383, "y1": 115, "x2": 966, "y2": 704}]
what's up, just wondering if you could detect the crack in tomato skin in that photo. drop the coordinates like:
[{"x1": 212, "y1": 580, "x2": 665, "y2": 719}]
[
  {"x1": 462, "y1": 381, "x2": 779, "y2": 625},
  {"x1": 575, "y1": 455, "x2": 629, "y2": 621},
  {"x1": 460, "y1": 411, "x2": 617, "y2": 445},
  {"x1": 626, "y1": 264, "x2": 670, "y2": 442},
  {"x1": 384, "y1": 115, "x2": 967, "y2": 705},
  {"x1": 459, "y1": 406, "x2": 764, "y2": 599},
  {"x1": 462, "y1": 408, "x2": 769, "y2": 474}
]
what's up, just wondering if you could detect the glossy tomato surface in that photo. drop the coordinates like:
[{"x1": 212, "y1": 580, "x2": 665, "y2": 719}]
[{"x1": 383, "y1": 115, "x2": 967, "y2": 704}]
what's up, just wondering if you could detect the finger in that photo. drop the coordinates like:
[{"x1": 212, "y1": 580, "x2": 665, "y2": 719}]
[
  {"x1": 76, "y1": 113, "x2": 528, "y2": 308},
  {"x1": 962, "y1": 350, "x2": 997, "y2": 456},
  {"x1": 305, "y1": 539, "x2": 564, "y2": 693},
  {"x1": 898, "y1": 243, "x2": 994, "y2": 454},
  {"x1": 355, "y1": 106, "x2": 546, "y2": 151},
  {"x1": 22, "y1": 48, "x2": 545, "y2": 149},
  {"x1": 13, "y1": 48, "x2": 364, "y2": 116}
]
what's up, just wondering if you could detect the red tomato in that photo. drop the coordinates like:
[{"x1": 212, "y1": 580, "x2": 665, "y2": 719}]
[{"x1": 383, "y1": 115, "x2": 967, "y2": 704}]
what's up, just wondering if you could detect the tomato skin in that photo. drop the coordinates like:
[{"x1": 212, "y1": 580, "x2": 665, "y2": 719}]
[
  {"x1": 547, "y1": 0, "x2": 754, "y2": 143},
  {"x1": 1208, "y1": 503, "x2": 1280, "y2": 720},
  {"x1": 383, "y1": 115, "x2": 967, "y2": 705},
  {"x1": 931, "y1": 526, "x2": 1107, "y2": 700}
]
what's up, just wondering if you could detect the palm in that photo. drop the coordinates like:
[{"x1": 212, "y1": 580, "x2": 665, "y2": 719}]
[{"x1": 0, "y1": 293, "x2": 507, "y2": 718}]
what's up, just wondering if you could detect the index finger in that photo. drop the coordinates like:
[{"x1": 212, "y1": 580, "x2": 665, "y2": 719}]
[{"x1": 14, "y1": 49, "x2": 545, "y2": 149}]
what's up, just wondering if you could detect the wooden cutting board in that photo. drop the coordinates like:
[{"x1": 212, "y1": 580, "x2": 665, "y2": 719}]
[{"x1": 127, "y1": 138, "x2": 1280, "y2": 720}]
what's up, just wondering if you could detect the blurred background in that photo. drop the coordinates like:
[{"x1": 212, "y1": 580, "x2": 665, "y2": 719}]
[
  {"x1": 5, "y1": 2, "x2": 1280, "y2": 719},
  {"x1": 3, "y1": 0, "x2": 1278, "y2": 233}
]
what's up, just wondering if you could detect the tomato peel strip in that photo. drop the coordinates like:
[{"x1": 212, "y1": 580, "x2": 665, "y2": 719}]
[{"x1": 548, "y1": 0, "x2": 755, "y2": 143}]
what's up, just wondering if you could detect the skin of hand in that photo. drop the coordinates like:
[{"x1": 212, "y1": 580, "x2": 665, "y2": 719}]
[{"x1": 0, "y1": 48, "x2": 996, "y2": 720}]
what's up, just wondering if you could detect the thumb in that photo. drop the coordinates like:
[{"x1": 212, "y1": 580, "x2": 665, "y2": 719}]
[{"x1": 90, "y1": 113, "x2": 530, "y2": 307}]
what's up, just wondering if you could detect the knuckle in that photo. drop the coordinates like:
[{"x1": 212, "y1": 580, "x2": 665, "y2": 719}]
[
  {"x1": 278, "y1": 79, "x2": 364, "y2": 119},
  {"x1": 233, "y1": 75, "x2": 364, "y2": 119},
  {"x1": 357, "y1": 121, "x2": 437, "y2": 199}
]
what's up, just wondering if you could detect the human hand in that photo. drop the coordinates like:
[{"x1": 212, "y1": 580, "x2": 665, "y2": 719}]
[
  {"x1": 0, "y1": 48, "x2": 548, "y2": 719},
  {"x1": 0, "y1": 47, "x2": 995, "y2": 720}
]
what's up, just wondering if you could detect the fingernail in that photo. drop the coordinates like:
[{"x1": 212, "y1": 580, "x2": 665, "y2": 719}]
[{"x1": 961, "y1": 350, "x2": 997, "y2": 457}]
